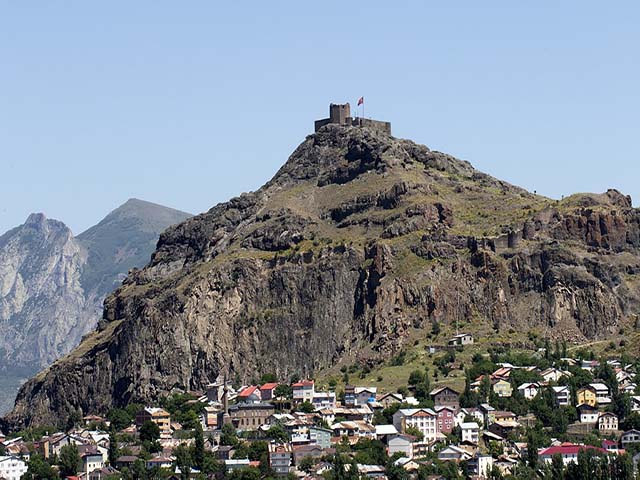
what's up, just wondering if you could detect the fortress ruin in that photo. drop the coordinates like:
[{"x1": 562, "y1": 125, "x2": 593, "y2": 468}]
[{"x1": 314, "y1": 103, "x2": 391, "y2": 135}]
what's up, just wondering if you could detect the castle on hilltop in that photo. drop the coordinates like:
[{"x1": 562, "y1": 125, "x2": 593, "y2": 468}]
[{"x1": 314, "y1": 103, "x2": 391, "y2": 135}]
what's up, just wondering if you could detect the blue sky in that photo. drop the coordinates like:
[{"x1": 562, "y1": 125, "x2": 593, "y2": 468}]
[{"x1": 1, "y1": 2, "x2": 639, "y2": 234}]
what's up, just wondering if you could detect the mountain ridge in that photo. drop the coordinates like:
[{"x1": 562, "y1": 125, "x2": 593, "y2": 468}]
[
  {"x1": 0, "y1": 200, "x2": 192, "y2": 414},
  {"x1": 4, "y1": 124, "x2": 640, "y2": 429}
]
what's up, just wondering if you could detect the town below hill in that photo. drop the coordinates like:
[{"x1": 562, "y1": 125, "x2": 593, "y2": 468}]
[{"x1": 2, "y1": 337, "x2": 640, "y2": 480}]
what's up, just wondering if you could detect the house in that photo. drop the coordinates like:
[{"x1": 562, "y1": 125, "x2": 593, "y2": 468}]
[
  {"x1": 468, "y1": 454, "x2": 494, "y2": 479},
  {"x1": 602, "y1": 439, "x2": 619, "y2": 454},
  {"x1": 81, "y1": 448, "x2": 105, "y2": 475},
  {"x1": 228, "y1": 402, "x2": 276, "y2": 431},
  {"x1": 387, "y1": 434, "x2": 415, "y2": 459},
  {"x1": 292, "y1": 444, "x2": 325, "y2": 465},
  {"x1": 115, "y1": 456, "x2": 139, "y2": 470},
  {"x1": 260, "y1": 383, "x2": 279, "y2": 401},
  {"x1": 225, "y1": 459, "x2": 251, "y2": 473},
  {"x1": 539, "y1": 443, "x2": 607, "y2": 466},
  {"x1": 202, "y1": 405, "x2": 220, "y2": 430},
  {"x1": 268, "y1": 443, "x2": 292, "y2": 476},
  {"x1": 375, "y1": 424, "x2": 399, "y2": 440},
  {"x1": 377, "y1": 392, "x2": 404, "y2": 408},
  {"x1": 437, "y1": 445, "x2": 472, "y2": 462},
  {"x1": 517, "y1": 383, "x2": 540, "y2": 400},
  {"x1": 331, "y1": 421, "x2": 376, "y2": 439},
  {"x1": 578, "y1": 404, "x2": 599, "y2": 424},
  {"x1": 146, "y1": 456, "x2": 174, "y2": 469},
  {"x1": 435, "y1": 406, "x2": 456, "y2": 434},
  {"x1": 540, "y1": 367, "x2": 571, "y2": 383},
  {"x1": 493, "y1": 379, "x2": 513, "y2": 398},
  {"x1": 576, "y1": 386, "x2": 597, "y2": 407},
  {"x1": 430, "y1": 387, "x2": 460, "y2": 412},
  {"x1": 357, "y1": 464, "x2": 387, "y2": 478},
  {"x1": 461, "y1": 422, "x2": 480, "y2": 444},
  {"x1": 392, "y1": 409, "x2": 438, "y2": 443},
  {"x1": 308, "y1": 426, "x2": 332, "y2": 449},
  {"x1": 552, "y1": 386, "x2": 571, "y2": 406},
  {"x1": 488, "y1": 419, "x2": 520, "y2": 438},
  {"x1": 238, "y1": 386, "x2": 262, "y2": 402},
  {"x1": 0, "y1": 456, "x2": 28, "y2": 480},
  {"x1": 598, "y1": 412, "x2": 618, "y2": 432},
  {"x1": 590, "y1": 383, "x2": 612, "y2": 406},
  {"x1": 312, "y1": 391, "x2": 337, "y2": 409},
  {"x1": 88, "y1": 466, "x2": 121, "y2": 480},
  {"x1": 621, "y1": 429, "x2": 640, "y2": 448},
  {"x1": 455, "y1": 408, "x2": 484, "y2": 428},
  {"x1": 292, "y1": 381, "x2": 315, "y2": 403},
  {"x1": 317, "y1": 406, "x2": 373, "y2": 425},
  {"x1": 478, "y1": 404, "x2": 496, "y2": 426},
  {"x1": 135, "y1": 407, "x2": 172, "y2": 439},
  {"x1": 354, "y1": 387, "x2": 378, "y2": 406},
  {"x1": 448, "y1": 333, "x2": 474, "y2": 346}
]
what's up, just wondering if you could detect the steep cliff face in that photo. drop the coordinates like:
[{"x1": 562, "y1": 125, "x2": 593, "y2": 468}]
[
  {"x1": 5, "y1": 125, "x2": 640, "y2": 428},
  {"x1": 0, "y1": 201, "x2": 191, "y2": 414},
  {"x1": 0, "y1": 214, "x2": 90, "y2": 368}
]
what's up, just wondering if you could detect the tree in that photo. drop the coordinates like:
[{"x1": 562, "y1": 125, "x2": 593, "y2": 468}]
[
  {"x1": 297, "y1": 401, "x2": 316, "y2": 413},
  {"x1": 405, "y1": 426, "x2": 424, "y2": 441},
  {"x1": 23, "y1": 454, "x2": 59, "y2": 480},
  {"x1": 274, "y1": 384, "x2": 293, "y2": 399},
  {"x1": 260, "y1": 373, "x2": 277, "y2": 383},
  {"x1": 267, "y1": 423, "x2": 289, "y2": 443},
  {"x1": 220, "y1": 423, "x2": 238, "y2": 446},
  {"x1": 139, "y1": 420, "x2": 160, "y2": 443},
  {"x1": 408, "y1": 370, "x2": 425, "y2": 386},
  {"x1": 298, "y1": 456, "x2": 316, "y2": 474},
  {"x1": 108, "y1": 407, "x2": 133, "y2": 431},
  {"x1": 131, "y1": 458, "x2": 148, "y2": 480},
  {"x1": 193, "y1": 422, "x2": 205, "y2": 470},
  {"x1": 174, "y1": 443, "x2": 193, "y2": 480},
  {"x1": 59, "y1": 444, "x2": 81, "y2": 477},
  {"x1": 550, "y1": 453, "x2": 564, "y2": 480},
  {"x1": 108, "y1": 432, "x2": 119, "y2": 466}
]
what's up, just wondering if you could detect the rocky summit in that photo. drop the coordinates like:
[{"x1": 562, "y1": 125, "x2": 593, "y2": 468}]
[
  {"x1": 5, "y1": 124, "x2": 640, "y2": 429},
  {"x1": 0, "y1": 199, "x2": 191, "y2": 414}
]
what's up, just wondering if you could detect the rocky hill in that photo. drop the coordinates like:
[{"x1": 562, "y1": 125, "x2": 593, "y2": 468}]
[
  {"x1": 0, "y1": 200, "x2": 191, "y2": 414},
  {"x1": 4, "y1": 124, "x2": 640, "y2": 429}
]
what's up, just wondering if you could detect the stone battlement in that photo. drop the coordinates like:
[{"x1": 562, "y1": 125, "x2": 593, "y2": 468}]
[{"x1": 314, "y1": 103, "x2": 391, "y2": 135}]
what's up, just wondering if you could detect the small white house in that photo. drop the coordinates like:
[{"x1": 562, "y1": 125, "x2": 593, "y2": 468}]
[
  {"x1": 387, "y1": 434, "x2": 414, "y2": 459},
  {"x1": 0, "y1": 456, "x2": 28, "y2": 480},
  {"x1": 552, "y1": 386, "x2": 571, "y2": 406},
  {"x1": 517, "y1": 383, "x2": 540, "y2": 401},
  {"x1": 448, "y1": 333, "x2": 474, "y2": 346},
  {"x1": 578, "y1": 404, "x2": 599, "y2": 424},
  {"x1": 461, "y1": 422, "x2": 480, "y2": 444}
]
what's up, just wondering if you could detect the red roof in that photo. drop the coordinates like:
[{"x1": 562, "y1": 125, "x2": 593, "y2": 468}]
[
  {"x1": 540, "y1": 444, "x2": 607, "y2": 457},
  {"x1": 260, "y1": 383, "x2": 279, "y2": 390},
  {"x1": 239, "y1": 386, "x2": 259, "y2": 397},
  {"x1": 293, "y1": 380, "x2": 314, "y2": 388}
]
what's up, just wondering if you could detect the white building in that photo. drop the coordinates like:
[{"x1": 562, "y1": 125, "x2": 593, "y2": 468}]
[
  {"x1": 392, "y1": 408, "x2": 438, "y2": 443},
  {"x1": 578, "y1": 404, "x2": 599, "y2": 424},
  {"x1": 461, "y1": 422, "x2": 480, "y2": 444},
  {"x1": 552, "y1": 386, "x2": 570, "y2": 406},
  {"x1": 387, "y1": 434, "x2": 414, "y2": 459},
  {"x1": 311, "y1": 391, "x2": 336, "y2": 409},
  {"x1": 0, "y1": 456, "x2": 28, "y2": 480},
  {"x1": 589, "y1": 383, "x2": 612, "y2": 406},
  {"x1": 517, "y1": 383, "x2": 540, "y2": 400},
  {"x1": 292, "y1": 380, "x2": 315, "y2": 403}
]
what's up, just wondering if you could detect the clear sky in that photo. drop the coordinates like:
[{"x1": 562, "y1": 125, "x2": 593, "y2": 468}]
[{"x1": 1, "y1": 2, "x2": 639, "y2": 235}]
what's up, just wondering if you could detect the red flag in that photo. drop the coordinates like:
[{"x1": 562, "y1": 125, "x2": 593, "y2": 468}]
[{"x1": 357, "y1": 96, "x2": 364, "y2": 106}]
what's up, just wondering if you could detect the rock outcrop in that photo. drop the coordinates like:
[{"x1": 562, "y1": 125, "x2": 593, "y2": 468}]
[{"x1": 5, "y1": 125, "x2": 640, "y2": 429}]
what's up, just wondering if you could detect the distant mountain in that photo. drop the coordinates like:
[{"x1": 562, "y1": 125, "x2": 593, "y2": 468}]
[{"x1": 0, "y1": 200, "x2": 191, "y2": 413}]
